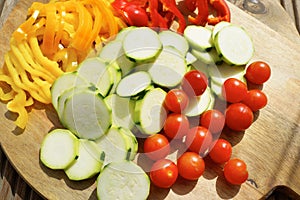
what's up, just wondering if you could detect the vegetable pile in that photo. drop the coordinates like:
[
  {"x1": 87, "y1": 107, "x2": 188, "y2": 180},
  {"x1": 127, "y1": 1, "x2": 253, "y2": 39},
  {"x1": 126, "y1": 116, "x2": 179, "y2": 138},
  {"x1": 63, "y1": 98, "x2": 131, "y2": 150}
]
[
  {"x1": 39, "y1": 23, "x2": 270, "y2": 199},
  {"x1": 0, "y1": 0, "x2": 125, "y2": 128},
  {"x1": 0, "y1": 0, "x2": 273, "y2": 199}
]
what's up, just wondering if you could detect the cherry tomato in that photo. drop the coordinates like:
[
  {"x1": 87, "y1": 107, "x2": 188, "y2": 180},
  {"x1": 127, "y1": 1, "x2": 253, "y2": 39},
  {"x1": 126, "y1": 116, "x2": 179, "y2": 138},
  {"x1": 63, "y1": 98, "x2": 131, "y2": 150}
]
[
  {"x1": 164, "y1": 113, "x2": 190, "y2": 139},
  {"x1": 185, "y1": 126, "x2": 213, "y2": 155},
  {"x1": 177, "y1": 152, "x2": 205, "y2": 180},
  {"x1": 223, "y1": 158, "x2": 249, "y2": 185},
  {"x1": 209, "y1": 139, "x2": 232, "y2": 164},
  {"x1": 242, "y1": 89, "x2": 268, "y2": 112},
  {"x1": 184, "y1": 0, "x2": 197, "y2": 12},
  {"x1": 165, "y1": 89, "x2": 189, "y2": 113},
  {"x1": 181, "y1": 70, "x2": 208, "y2": 96},
  {"x1": 150, "y1": 159, "x2": 178, "y2": 188},
  {"x1": 143, "y1": 134, "x2": 170, "y2": 160},
  {"x1": 225, "y1": 103, "x2": 254, "y2": 131},
  {"x1": 122, "y1": 4, "x2": 149, "y2": 27},
  {"x1": 245, "y1": 61, "x2": 271, "y2": 84},
  {"x1": 222, "y1": 78, "x2": 248, "y2": 103},
  {"x1": 200, "y1": 109, "x2": 225, "y2": 134}
]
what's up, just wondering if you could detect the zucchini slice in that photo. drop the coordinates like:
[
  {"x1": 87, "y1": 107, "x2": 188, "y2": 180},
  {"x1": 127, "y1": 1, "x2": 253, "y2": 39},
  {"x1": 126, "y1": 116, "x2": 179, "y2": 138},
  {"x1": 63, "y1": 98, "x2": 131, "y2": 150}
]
[
  {"x1": 183, "y1": 87, "x2": 212, "y2": 117},
  {"x1": 148, "y1": 46, "x2": 187, "y2": 88},
  {"x1": 51, "y1": 72, "x2": 87, "y2": 110},
  {"x1": 116, "y1": 71, "x2": 152, "y2": 97},
  {"x1": 95, "y1": 127, "x2": 131, "y2": 166},
  {"x1": 104, "y1": 94, "x2": 135, "y2": 130},
  {"x1": 65, "y1": 139, "x2": 105, "y2": 181},
  {"x1": 191, "y1": 48, "x2": 222, "y2": 65},
  {"x1": 184, "y1": 25, "x2": 214, "y2": 51},
  {"x1": 77, "y1": 57, "x2": 113, "y2": 97},
  {"x1": 62, "y1": 89, "x2": 111, "y2": 140},
  {"x1": 97, "y1": 161, "x2": 150, "y2": 200},
  {"x1": 158, "y1": 30, "x2": 189, "y2": 56},
  {"x1": 134, "y1": 88, "x2": 167, "y2": 135},
  {"x1": 123, "y1": 27, "x2": 162, "y2": 61},
  {"x1": 120, "y1": 128, "x2": 138, "y2": 161},
  {"x1": 99, "y1": 39, "x2": 135, "y2": 77},
  {"x1": 214, "y1": 25, "x2": 254, "y2": 65},
  {"x1": 207, "y1": 62, "x2": 246, "y2": 86},
  {"x1": 40, "y1": 129, "x2": 79, "y2": 170},
  {"x1": 212, "y1": 21, "x2": 231, "y2": 41}
]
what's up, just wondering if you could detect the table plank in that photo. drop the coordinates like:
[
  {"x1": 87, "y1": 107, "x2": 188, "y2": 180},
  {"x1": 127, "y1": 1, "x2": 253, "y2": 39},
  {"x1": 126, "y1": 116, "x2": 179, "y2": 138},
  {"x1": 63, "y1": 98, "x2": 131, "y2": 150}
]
[{"x1": 280, "y1": 0, "x2": 300, "y2": 32}]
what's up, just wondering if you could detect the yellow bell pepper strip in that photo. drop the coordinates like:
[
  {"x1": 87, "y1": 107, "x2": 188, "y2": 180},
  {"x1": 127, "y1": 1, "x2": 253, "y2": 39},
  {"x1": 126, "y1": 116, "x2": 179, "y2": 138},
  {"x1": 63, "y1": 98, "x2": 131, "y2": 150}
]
[
  {"x1": 207, "y1": 0, "x2": 231, "y2": 25},
  {"x1": 12, "y1": 10, "x2": 40, "y2": 42},
  {"x1": 40, "y1": 3, "x2": 57, "y2": 57}
]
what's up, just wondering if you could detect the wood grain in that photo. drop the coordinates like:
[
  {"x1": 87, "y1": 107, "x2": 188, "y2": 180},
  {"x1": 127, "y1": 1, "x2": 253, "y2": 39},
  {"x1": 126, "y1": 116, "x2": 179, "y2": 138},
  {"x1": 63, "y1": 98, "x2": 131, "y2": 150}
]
[{"x1": 0, "y1": 0, "x2": 300, "y2": 199}]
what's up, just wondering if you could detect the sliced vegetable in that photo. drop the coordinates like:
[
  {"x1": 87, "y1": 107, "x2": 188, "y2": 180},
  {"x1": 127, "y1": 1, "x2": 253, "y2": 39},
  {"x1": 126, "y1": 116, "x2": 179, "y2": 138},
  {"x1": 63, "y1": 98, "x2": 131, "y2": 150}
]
[
  {"x1": 184, "y1": 25, "x2": 213, "y2": 51},
  {"x1": 77, "y1": 57, "x2": 113, "y2": 97},
  {"x1": 214, "y1": 25, "x2": 254, "y2": 65},
  {"x1": 40, "y1": 129, "x2": 79, "y2": 170},
  {"x1": 97, "y1": 161, "x2": 150, "y2": 200},
  {"x1": 207, "y1": 63, "x2": 246, "y2": 86},
  {"x1": 191, "y1": 48, "x2": 222, "y2": 65},
  {"x1": 62, "y1": 89, "x2": 111, "y2": 140},
  {"x1": 123, "y1": 27, "x2": 162, "y2": 61},
  {"x1": 104, "y1": 94, "x2": 135, "y2": 130},
  {"x1": 99, "y1": 39, "x2": 135, "y2": 77},
  {"x1": 148, "y1": 46, "x2": 187, "y2": 87},
  {"x1": 65, "y1": 139, "x2": 105, "y2": 181},
  {"x1": 51, "y1": 72, "x2": 88, "y2": 110},
  {"x1": 158, "y1": 30, "x2": 189, "y2": 56},
  {"x1": 183, "y1": 87, "x2": 212, "y2": 117},
  {"x1": 116, "y1": 71, "x2": 152, "y2": 97},
  {"x1": 95, "y1": 127, "x2": 131, "y2": 166},
  {"x1": 134, "y1": 88, "x2": 167, "y2": 135}
]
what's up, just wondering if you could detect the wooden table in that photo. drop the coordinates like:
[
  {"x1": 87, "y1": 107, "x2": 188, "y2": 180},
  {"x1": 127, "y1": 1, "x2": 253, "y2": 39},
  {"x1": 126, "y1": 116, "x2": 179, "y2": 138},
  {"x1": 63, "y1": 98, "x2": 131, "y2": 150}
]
[{"x1": 0, "y1": 0, "x2": 299, "y2": 200}]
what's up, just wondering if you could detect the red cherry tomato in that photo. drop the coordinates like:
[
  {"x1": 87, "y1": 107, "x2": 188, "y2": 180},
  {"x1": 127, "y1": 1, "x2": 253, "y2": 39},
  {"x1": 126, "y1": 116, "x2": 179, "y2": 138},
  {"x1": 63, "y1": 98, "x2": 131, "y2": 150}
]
[
  {"x1": 185, "y1": 126, "x2": 213, "y2": 155},
  {"x1": 225, "y1": 103, "x2": 254, "y2": 131},
  {"x1": 184, "y1": 0, "x2": 197, "y2": 12},
  {"x1": 122, "y1": 4, "x2": 149, "y2": 27},
  {"x1": 200, "y1": 109, "x2": 225, "y2": 134},
  {"x1": 209, "y1": 139, "x2": 232, "y2": 164},
  {"x1": 181, "y1": 70, "x2": 208, "y2": 96},
  {"x1": 242, "y1": 89, "x2": 268, "y2": 112},
  {"x1": 164, "y1": 113, "x2": 190, "y2": 139},
  {"x1": 223, "y1": 158, "x2": 249, "y2": 185},
  {"x1": 143, "y1": 134, "x2": 170, "y2": 161},
  {"x1": 177, "y1": 152, "x2": 205, "y2": 180},
  {"x1": 222, "y1": 78, "x2": 248, "y2": 103},
  {"x1": 165, "y1": 89, "x2": 189, "y2": 113},
  {"x1": 245, "y1": 61, "x2": 271, "y2": 84},
  {"x1": 150, "y1": 159, "x2": 178, "y2": 188}
]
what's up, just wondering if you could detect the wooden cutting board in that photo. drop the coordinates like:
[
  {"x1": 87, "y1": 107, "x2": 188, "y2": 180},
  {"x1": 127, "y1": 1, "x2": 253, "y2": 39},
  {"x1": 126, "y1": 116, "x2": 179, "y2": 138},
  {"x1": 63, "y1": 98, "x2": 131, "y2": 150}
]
[{"x1": 0, "y1": 0, "x2": 300, "y2": 199}]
